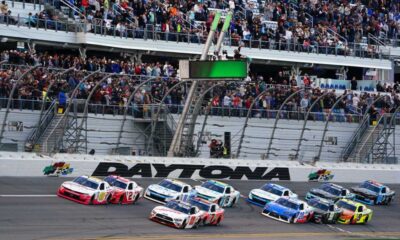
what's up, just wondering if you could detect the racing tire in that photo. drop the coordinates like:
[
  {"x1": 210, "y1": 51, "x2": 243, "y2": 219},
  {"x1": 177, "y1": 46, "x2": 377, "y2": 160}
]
[
  {"x1": 134, "y1": 194, "x2": 139, "y2": 204},
  {"x1": 119, "y1": 195, "x2": 125, "y2": 204},
  {"x1": 231, "y1": 197, "x2": 239, "y2": 207},
  {"x1": 106, "y1": 194, "x2": 112, "y2": 204},
  {"x1": 193, "y1": 219, "x2": 201, "y2": 229},
  {"x1": 349, "y1": 216, "x2": 354, "y2": 224},
  {"x1": 289, "y1": 217, "x2": 295, "y2": 224},
  {"x1": 89, "y1": 195, "x2": 95, "y2": 205},
  {"x1": 387, "y1": 197, "x2": 392, "y2": 205},
  {"x1": 363, "y1": 216, "x2": 369, "y2": 224},
  {"x1": 180, "y1": 220, "x2": 187, "y2": 229},
  {"x1": 215, "y1": 217, "x2": 221, "y2": 226}
]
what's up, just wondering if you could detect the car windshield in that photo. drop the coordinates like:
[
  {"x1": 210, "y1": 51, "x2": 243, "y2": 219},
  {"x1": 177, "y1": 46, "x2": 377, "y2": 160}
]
[
  {"x1": 165, "y1": 201, "x2": 191, "y2": 214},
  {"x1": 275, "y1": 198, "x2": 299, "y2": 210},
  {"x1": 261, "y1": 184, "x2": 283, "y2": 196},
  {"x1": 360, "y1": 182, "x2": 380, "y2": 193},
  {"x1": 73, "y1": 177, "x2": 99, "y2": 190},
  {"x1": 308, "y1": 200, "x2": 329, "y2": 211},
  {"x1": 159, "y1": 180, "x2": 182, "y2": 192},
  {"x1": 104, "y1": 177, "x2": 127, "y2": 189},
  {"x1": 188, "y1": 199, "x2": 210, "y2": 212},
  {"x1": 336, "y1": 201, "x2": 356, "y2": 212},
  {"x1": 201, "y1": 181, "x2": 225, "y2": 193},
  {"x1": 321, "y1": 184, "x2": 341, "y2": 196}
]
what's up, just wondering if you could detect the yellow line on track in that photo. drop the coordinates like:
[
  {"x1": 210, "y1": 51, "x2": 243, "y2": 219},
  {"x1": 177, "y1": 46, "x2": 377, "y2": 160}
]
[{"x1": 54, "y1": 232, "x2": 400, "y2": 240}]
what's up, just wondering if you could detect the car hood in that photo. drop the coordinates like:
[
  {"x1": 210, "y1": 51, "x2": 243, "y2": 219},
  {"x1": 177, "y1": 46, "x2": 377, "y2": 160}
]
[
  {"x1": 62, "y1": 181, "x2": 96, "y2": 195},
  {"x1": 195, "y1": 186, "x2": 221, "y2": 199},
  {"x1": 251, "y1": 189, "x2": 280, "y2": 201},
  {"x1": 266, "y1": 202, "x2": 298, "y2": 216},
  {"x1": 148, "y1": 184, "x2": 179, "y2": 197},
  {"x1": 352, "y1": 187, "x2": 378, "y2": 197},
  {"x1": 153, "y1": 206, "x2": 188, "y2": 219}
]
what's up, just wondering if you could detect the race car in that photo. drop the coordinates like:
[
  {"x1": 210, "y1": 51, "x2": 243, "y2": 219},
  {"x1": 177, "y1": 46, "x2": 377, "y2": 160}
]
[
  {"x1": 104, "y1": 175, "x2": 143, "y2": 204},
  {"x1": 248, "y1": 183, "x2": 298, "y2": 207},
  {"x1": 336, "y1": 199, "x2": 373, "y2": 224},
  {"x1": 351, "y1": 180, "x2": 395, "y2": 205},
  {"x1": 193, "y1": 180, "x2": 240, "y2": 207},
  {"x1": 307, "y1": 198, "x2": 342, "y2": 224},
  {"x1": 149, "y1": 200, "x2": 203, "y2": 229},
  {"x1": 186, "y1": 197, "x2": 224, "y2": 226},
  {"x1": 305, "y1": 183, "x2": 354, "y2": 202},
  {"x1": 57, "y1": 175, "x2": 113, "y2": 205},
  {"x1": 145, "y1": 179, "x2": 192, "y2": 204},
  {"x1": 262, "y1": 197, "x2": 313, "y2": 223}
]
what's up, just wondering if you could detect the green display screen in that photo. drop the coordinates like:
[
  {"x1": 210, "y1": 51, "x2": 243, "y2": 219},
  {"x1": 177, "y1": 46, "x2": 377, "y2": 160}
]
[{"x1": 189, "y1": 60, "x2": 247, "y2": 79}]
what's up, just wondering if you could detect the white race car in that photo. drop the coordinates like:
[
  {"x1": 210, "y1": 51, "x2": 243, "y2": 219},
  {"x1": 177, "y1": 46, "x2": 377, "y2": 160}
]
[
  {"x1": 149, "y1": 200, "x2": 204, "y2": 229},
  {"x1": 248, "y1": 183, "x2": 298, "y2": 207},
  {"x1": 145, "y1": 179, "x2": 192, "y2": 204},
  {"x1": 193, "y1": 180, "x2": 240, "y2": 207}
]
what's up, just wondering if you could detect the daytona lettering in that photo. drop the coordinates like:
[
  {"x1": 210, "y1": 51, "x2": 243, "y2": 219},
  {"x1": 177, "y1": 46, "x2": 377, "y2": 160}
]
[{"x1": 92, "y1": 163, "x2": 290, "y2": 180}]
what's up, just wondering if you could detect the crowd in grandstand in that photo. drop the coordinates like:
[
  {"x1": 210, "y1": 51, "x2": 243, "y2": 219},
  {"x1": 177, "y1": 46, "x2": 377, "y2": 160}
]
[
  {"x1": 1, "y1": 49, "x2": 400, "y2": 121},
  {"x1": 1, "y1": 0, "x2": 398, "y2": 54}
]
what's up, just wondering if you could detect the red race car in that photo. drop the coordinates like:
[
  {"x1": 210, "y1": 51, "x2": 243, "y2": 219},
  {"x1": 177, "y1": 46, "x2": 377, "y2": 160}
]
[
  {"x1": 187, "y1": 197, "x2": 225, "y2": 226},
  {"x1": 104, "y1": 175, "x2": 144, "y2": 204},
  {"x1": 58, "y1": 176, "x2": 114, "y2": 205}
]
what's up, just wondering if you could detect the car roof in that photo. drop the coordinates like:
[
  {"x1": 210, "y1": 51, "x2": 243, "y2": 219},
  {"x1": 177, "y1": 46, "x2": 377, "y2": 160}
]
[
  {"x1": 190, "y1": 197, "x2": 213, "y2": 206},
  {"x1": 169, "y1": 200, "x2": 193, "y2": 209},
  {"x1": 308, "y1": 197, "x2": 331, "y2": 205},
  {"x1": 322, "y1": 183, "x2": 344, "y2": 190},
  {"x1": 164, "y1": 179, "x2": 188, "y2": 186},
  {"x1": 365, "y1": 180, "x2": 383, "y2": 187},
  {"x1": 338, "y1": 199, "x2": 365, "y2": 207},
  {"x1": 267, "y1": 183, "x2": 287, "y2": 191},
  {"x1": 107, "y1": 175, "x2": 130, "y2": 183},
  {"x1": 87, "y1": 176, "x2": 103, "y2": 183},
  {"x1": 207, "y1": 180, "x2": 229, "y2": 187},
  {"x1": 278, "y1": 197, "x2": 302, "y2": 205}
]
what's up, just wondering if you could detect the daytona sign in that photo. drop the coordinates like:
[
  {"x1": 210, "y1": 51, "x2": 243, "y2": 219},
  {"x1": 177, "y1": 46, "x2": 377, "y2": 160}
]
[{"x1": 92, "y1": 163, "x2": 291, "y2": 180}]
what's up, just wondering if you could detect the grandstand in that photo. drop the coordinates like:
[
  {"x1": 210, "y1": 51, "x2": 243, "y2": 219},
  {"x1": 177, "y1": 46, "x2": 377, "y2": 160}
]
[{"x1": 0, "y1": 0, "x2": 399, "y2": 164}]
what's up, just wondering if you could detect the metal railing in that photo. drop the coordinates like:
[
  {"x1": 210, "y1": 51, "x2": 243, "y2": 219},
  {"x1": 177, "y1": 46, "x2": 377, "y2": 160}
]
[
  {"x1": 340, "y1": 115, "x2": 370, "y2": 161},
  {"x1": 0, "y1": 15, "x2": 391, "y2": 60},
  {"x1": 24, "y1": 100, "x2": 55, "y2": 151}
]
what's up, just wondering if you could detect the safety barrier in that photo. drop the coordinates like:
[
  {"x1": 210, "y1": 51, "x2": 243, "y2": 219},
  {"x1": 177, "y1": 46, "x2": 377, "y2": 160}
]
[{"x1": 0, "y1": 152, "x2": 399, "y2": 183}]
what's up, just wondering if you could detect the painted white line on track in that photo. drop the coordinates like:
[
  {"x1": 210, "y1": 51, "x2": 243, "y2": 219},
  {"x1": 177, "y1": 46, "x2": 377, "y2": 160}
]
[{"x1": 0, "y1": 194, "x2": 57, "y2": 197}]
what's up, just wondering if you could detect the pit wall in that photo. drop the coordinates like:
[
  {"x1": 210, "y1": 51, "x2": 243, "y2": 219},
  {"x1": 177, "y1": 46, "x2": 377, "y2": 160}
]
[{"x1": 0, "y1": 152, "x2": 399, "y2": 184}]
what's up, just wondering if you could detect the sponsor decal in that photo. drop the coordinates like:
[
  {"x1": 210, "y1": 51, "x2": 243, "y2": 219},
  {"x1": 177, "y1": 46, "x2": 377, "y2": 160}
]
[
  {"x1": 308, "y1": 169, "x2": 334, "y2": 182},
  {"x1": 92, "y1": 162, "x2": 290, "y2": 180},
  {"x1": 43, "y1": 162, "x2": 74, "y2": 176}
]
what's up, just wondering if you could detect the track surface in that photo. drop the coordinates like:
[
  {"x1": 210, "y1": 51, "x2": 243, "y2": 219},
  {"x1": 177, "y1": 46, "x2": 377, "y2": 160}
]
[{"x1": 0, "y1": 177, "x2": 399, "y2": 240}]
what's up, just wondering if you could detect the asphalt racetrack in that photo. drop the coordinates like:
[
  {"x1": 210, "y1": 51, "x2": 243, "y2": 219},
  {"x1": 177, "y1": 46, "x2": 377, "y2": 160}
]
[{"x1": 0, "y1": 177, "x2": 399, "y2": 240}]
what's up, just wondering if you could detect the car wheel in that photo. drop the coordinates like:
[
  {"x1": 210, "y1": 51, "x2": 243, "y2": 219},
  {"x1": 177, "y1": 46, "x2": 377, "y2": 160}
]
[
  {"x1": 89, "y1": 195, "x2": 95, "y2": 205},
  {"x1": 106, "y1": 194, "x2": 112, "y2": 204},
  {"x1": 134, "y1": 194, "x2": 139, "y2": 204},
  {"x1": 349, "y1": 216, "x2": 354, "y2": 224},
  {"x1": 216, "y1": 217, "x2": 221, "y2": 226},
  {"x1": 232, "y1": 197, "x2": 239, "y2": 207},
  {"x1": 364, "y1": 216, "x2": 369, "y2": 224},
  {"x1": 194, "y1": 219, "x2": 201, "y2": 229},
  {"x1": 289, "y1": 216, "x2": 295, "y2": 224},
  {"x1": 180, "y1": 220, "x2": 187, "y2": 229},
  {"x1": 119, "y1": 195, "x2": 125, "y2": 204},
  {"x1": 387, "y1": 197, "x2": 392, "y2": 205}
]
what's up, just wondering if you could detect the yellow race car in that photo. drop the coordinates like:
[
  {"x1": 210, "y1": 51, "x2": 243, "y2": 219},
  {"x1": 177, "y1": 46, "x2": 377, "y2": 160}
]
[{"x1": 336, "y1": 199, "x2": 373, "y2": 224}]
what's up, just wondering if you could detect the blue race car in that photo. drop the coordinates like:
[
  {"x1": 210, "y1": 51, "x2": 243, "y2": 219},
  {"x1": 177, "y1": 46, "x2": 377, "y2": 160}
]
[
  {"x1": 262, "y1": 198, "x2": 313, "y2": 224},
  {"x1": 248, "y1": 183, "x2": 298, "y2": 207},
  {"x1": 351, "y1": 180, "x2": 395, "y2": 205}
]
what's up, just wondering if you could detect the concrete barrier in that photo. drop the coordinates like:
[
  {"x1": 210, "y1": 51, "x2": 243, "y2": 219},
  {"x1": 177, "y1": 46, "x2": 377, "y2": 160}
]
[{"x1": 0, "y1": 152, "x2": 399, "y2": 183}]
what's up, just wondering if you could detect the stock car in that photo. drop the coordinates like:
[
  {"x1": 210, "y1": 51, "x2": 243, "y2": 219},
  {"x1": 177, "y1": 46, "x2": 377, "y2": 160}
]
[
  {"x1": 248, "y1": 183, "x2": 298, "y2": 207},
  {"x1": 193, "y1": 180, "x2": 240, "y2": 207},
  {"x1": 187, "y1": 197, "x2": 225, "y2": 226},
  {"x1": 306, "y1": 183, "x2": 355, "y2": 202},
  {"x1": 307, "y1": 198, "x2": 342, "y2": 224},
  {"x1": 104, "y1": 175, "x2": 143, "y2": 204},
  {"x1": 149, "y1": 200, "x2": 204, "y2": 229},
  {"x1": 57, "y1": 175, "x2": 114, "y2": 205},
  {"x1": 351, "y1": 180, "x2": 395, "y2": 205},
  {"x1": 336, "y1": 199, "x2": 373, "y2": 224},
  {"x1": 262, "y1": 197, "x2": 313, "y2": 224},
  {"x1": 145, "y1": 179, "x2": 192, "y2": 204}
]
